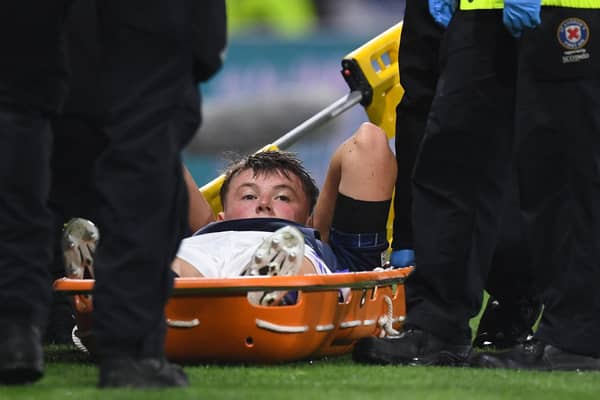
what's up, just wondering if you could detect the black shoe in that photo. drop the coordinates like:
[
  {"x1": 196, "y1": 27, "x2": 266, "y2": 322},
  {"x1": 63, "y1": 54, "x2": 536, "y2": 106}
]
[
  {"x1": 0, "y1": 322, "x2": 44, "y2": 385},
  {"x1": 352, "y1": 328, "x2": 471, "y2": 366},
  {"x1": 98, "y1": 357, "x2": 189, "y2": 388},
  {"x1": 473, "y1": 297, "x2": 542, "y2": 350},
  {"x1": 470, "y1": 338, "x2": 600, "y2": 371}
]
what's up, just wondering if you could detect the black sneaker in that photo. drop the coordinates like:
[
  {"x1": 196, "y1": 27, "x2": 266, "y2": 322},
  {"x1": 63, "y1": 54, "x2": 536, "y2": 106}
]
[
  {"x1": 98, "y1": 357, "x2": 189, "y2": 388},
  {"x1": 352, "y1": 328, "x2": 471, "y2": 366},
  {"x1": 473, "y1": 297, "x2": 542, "y2": 350},
  {"x1": 470, "y1": 338, "x2": 600, "y2": 371},
  {"x1": 0, "y1": 322, "x2": 44, "y2": 385}
]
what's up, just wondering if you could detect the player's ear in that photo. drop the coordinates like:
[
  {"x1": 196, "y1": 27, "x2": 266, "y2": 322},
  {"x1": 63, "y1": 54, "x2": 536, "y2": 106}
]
[
  {"x1": 217, "y1": 211, "x2": 225, "y2": 221},
  {"x1": 305, "y1": 214, "x2": 313, "y2": 227}
]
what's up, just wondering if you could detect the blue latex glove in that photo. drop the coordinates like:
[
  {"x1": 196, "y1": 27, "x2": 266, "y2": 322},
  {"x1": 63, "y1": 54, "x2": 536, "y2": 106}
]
[
  {"x1": 390, "y1": 249, "x2": 415, "y2": 268},
  {"x1": 503, "y1": 0, "x2": 541, "y2": 38},
  {"x1": 428, "y1": 0, "x2": 456, "y2": 27}
]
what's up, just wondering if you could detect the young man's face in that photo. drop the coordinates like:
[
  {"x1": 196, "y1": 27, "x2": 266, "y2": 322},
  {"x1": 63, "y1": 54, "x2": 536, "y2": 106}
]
[{"x1": 219, "y1": 168, "x2": 312, "y2": 224}]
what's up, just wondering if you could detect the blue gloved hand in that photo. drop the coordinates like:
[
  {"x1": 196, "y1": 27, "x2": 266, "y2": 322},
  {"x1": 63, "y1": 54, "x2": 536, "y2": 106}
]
[
  {"x1": 503, "y1": 0, "x2": 541, "y2": 38},
  {"x1": 390, "y1": 249, "x2": 415, "y2": 268},
  {"x1": 428, "y1": 0, "x2": 456, "y2": 27}
]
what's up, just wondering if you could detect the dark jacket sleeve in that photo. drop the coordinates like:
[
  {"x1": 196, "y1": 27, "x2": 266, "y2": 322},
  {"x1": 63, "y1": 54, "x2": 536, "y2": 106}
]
[{"x1": 192, "y1": 0, "x2": 227, "y2": 83}]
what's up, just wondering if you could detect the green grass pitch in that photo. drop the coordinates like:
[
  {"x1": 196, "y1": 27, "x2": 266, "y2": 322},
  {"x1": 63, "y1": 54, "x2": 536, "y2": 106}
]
[
  {"x1": 2, "y1": 347, "x2": 600, "y2": 400},
  {"x1": 1, "y1": 301, "x2": 599, "y2": 399}
]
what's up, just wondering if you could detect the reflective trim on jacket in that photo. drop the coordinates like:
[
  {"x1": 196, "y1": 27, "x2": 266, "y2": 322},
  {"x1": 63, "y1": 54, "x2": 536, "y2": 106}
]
[
  {"x1": 459, "y1": 0, "x2": 503, "y2": 10},
  {"x1": 459, "y1": 0, "x2": 600, "y2": 10}
]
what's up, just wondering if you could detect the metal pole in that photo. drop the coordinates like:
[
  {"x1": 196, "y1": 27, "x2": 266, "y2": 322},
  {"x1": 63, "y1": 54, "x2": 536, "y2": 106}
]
[{"x1": 272, "y1": 90, "x2": 363, "y2": 149}]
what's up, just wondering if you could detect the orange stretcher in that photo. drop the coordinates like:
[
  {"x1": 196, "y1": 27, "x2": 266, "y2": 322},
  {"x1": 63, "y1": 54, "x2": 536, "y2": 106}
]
[
  {"x1": 54, "y1": 267, "x2": 412, "y2": 363},
  {"x1": 54, "y1": 21, "x2": 409, "y2": 363}
]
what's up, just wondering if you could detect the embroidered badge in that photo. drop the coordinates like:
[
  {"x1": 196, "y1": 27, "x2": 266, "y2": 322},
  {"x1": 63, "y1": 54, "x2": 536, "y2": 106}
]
[
  {"x1": 558, "y1": 18, "x2": 589, "y2": 50},
  {"x1": 557, "y1": 18, "x2": 591, "y2": 64}
]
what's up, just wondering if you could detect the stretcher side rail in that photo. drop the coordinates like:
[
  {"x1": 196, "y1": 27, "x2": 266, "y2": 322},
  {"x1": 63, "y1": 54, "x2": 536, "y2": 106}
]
[{"x1": 53, "y1": 267, "x2": 411, "y2": 295}]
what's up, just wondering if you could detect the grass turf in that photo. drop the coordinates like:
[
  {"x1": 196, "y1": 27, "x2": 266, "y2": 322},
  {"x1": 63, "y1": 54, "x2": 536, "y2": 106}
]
[
  {"x1": 1, "y1": 346, "x2": 600, "y2": 400},
  {"x1": 1, "y1": 295, "x2": 597, "y2": 398}
]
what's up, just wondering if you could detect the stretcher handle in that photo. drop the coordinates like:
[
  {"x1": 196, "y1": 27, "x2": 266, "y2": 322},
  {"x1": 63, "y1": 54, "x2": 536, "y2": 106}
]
[{"x1": 342, "y1": 21, "x2": 403, "y2": 139}]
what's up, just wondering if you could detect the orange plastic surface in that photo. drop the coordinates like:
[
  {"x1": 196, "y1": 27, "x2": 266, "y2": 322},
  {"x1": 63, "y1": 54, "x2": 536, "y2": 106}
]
[{"x1": 55, "y1": 267, "x2": 412, "y2": 363}]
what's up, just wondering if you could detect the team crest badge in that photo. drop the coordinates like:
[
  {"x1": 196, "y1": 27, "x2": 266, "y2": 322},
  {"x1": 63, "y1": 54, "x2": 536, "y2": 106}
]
[
  {"x1": 557, "y1": 18, "x2": 591, "y2": 64},
  {"x1": 557, "y1": 18, "x2": 589, "y2": 50}
]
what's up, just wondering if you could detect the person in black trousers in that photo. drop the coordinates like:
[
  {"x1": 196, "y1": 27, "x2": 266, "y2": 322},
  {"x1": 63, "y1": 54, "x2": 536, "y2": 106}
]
[
  {"x1": 353, "y1": 3, "x2": 523, "y2": 366},
  {"x1": 44, "y1": 0, "x2": 226, "y2": 346},
  {"x1": 388, "y1": 0, "x2": 540, "y2": 350},
  {"x1": 0, "y1": 0, "x2": 224, "y2": 387},
  {"x1": 353, "y1": 2, "x2": 522, "y2": 366},
  {"x1": 354, "y1": 0, "x2": 600, "y2": 370},
  {"x1": 472, "y1": 3, "x2": 600, "y2": 369}
]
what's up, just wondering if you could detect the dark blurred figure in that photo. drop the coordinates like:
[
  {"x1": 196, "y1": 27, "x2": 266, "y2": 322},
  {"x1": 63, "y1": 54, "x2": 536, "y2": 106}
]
[
  {"x1": 387, "y1": 0, "x2": 540, "y2": 349},
  {"x1": 355, "y1": 0, "x2": 600, "y2": 371},
  {"x1": 45, "y1": 0, "x2": 227, "y2": 346},
  {"x1": 472, "y1": 2, "x2": 600, "y2": 370},
  {"x1": 353, "y1": 0, "x2": 540, "y2": 366},
  {"x1": 0, "y1": 0, "x2": 225, "y2": 388}
]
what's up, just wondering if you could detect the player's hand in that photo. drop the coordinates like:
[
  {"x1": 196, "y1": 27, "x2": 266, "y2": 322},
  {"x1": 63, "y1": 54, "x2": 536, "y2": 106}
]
[
  {"x1": 428, "y1": 0, "x2": 456, "y2": 27},
  {"x1": 390, "y1": 249, "x2": 415, "y2": 268},
  {"x1": 503, "y1": 0, "x2": 541, "y2": 38}
]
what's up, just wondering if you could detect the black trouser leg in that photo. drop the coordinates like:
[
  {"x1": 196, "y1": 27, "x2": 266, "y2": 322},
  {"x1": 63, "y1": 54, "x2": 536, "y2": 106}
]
[
  {"x1": 0, "y1": 0, "x2": 72, "y2": 331},
  {"x1": 485, "y1": 169, "x2": 535, "y2": 303},
  {"x1": 392, "y1": 0, "x2": 443, "y2": 251},
  {"x1": 516, "y1": 8, "x2": 600, "y2": 356},
  {"x1": 0, "y1": 108, "x2": 54, "y2": 329},
  {"x1": 91, "y1": 0, "x2": 196, "y2": 358},
  {"x1": 407, "y1": 10, "x2": 517, "y2": 344}
]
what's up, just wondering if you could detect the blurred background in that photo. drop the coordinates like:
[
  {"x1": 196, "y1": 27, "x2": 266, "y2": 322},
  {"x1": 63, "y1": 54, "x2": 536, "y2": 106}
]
[{"x1": 185, "y1": 0, "x2": 406, "y2": 187}]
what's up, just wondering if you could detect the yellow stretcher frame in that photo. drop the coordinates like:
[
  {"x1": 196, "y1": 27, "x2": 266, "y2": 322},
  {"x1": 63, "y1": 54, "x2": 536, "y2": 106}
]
[{"x1": 54, "y1": 21, "x2": 409, "y2": 363}]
